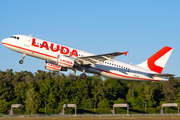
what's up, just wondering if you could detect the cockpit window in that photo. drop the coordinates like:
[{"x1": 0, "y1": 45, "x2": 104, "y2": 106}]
[{"x1": 10, "y1": 36, "x2": 19, "y2": 40}]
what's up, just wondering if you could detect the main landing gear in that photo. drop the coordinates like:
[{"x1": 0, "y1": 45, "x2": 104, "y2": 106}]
[
  {"x1": 19, "y1": 53, "x2": 26, "y2": 64},
  {"x1": 80, "y1": 67, "x2": 86, "y2": 79},
  {"x1": 71, "y1": 69, "x2": 78, "y2": 81},
  {"x1": 80, "y1": 73, "x2": 86, "y2": 79},
  {"x1": 71, "y1": 69, "x2": 87, "y2": 81}
]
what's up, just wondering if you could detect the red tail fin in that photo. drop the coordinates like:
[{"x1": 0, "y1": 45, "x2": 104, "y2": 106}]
[{"x1": 137, "y1": 46, "x2": 173, "y2": 74}]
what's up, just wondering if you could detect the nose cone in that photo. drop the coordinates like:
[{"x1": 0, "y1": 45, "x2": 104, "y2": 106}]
[
  {"x1": 2, "y1": 38, "x2": 6, "y2": 45},
  {"x1": 2, "y1": 38, "x2": 9, "y2": 46}
]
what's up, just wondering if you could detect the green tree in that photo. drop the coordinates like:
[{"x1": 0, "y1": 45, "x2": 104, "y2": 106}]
[
  {"x1": 25, "y1": 89, "x2": 38, "y2": 115},
  {"x1": 98, "y1": 98, "x2": 110, "y2": 108},
  {"x1": 0, "y1": 70, "x2": 14, "y2": 102},
  {"x1": 114, "y1": 98, "x2": 125, "y2": 104},
  {"x1": 162, "y1": 77, "x2": 178, "y2": 102},
  {"x1": 13, "y1": 82, "x2": 27, "y2": 104},
  {"x1": 0, "y1": 99, "x2": 9, "y2": 114}
]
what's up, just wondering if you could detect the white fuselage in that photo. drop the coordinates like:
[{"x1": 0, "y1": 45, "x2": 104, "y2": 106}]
[{"x1": 2, "y1": 35, "x2": 169, "y2": 82}]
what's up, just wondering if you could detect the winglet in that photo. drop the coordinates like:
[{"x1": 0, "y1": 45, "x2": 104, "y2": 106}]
[{"x1": 123, "y1": 51, "x2": 129, "y2": 56}]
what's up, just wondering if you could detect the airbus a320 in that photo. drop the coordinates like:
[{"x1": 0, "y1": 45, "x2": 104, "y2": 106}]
[{"x1": 2, "y1": 35, "x2": 174, "y2": 81}]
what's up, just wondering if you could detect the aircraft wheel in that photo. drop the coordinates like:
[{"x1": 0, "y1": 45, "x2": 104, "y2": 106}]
[
  {"x1": 80, "y1": 73, "x2": 86, "y2": 79},
  {"x1": 19, "y1": 60, "x2": 23, "y2": 64},
  {"x1": 71, "y1": 75, "x2": 77, "y2": 81}
]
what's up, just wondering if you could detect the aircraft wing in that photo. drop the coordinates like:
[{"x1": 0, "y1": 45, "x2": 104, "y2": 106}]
[{"x1": 72, "y1": 51, "x2": 128, "y2": 65}]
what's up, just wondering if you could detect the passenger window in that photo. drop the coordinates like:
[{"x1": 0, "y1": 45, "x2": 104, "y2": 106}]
[{"x1": 17, "y1": 37, "x2": 19, "y2": 40}]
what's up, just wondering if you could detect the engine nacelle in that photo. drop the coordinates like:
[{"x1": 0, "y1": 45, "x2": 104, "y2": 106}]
[
  {"x1": 57, "y1": 55, "x2": 79, "y2": 68},
  {"x1": 45, "y1": 61, "x2": 67, "y2": 71}
]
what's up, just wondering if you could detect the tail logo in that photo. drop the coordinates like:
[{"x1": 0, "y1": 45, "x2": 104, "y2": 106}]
[{"x1": 147, "y1": 46, "x2": 173, "y2": 74}]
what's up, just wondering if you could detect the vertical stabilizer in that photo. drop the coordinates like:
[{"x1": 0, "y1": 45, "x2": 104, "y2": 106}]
[{"x1": 137, "y1": 46, "x2": 173, "y2": 74}]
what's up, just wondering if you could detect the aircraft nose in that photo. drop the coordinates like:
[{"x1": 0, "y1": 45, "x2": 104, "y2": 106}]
[
  {"x1": 1, "y1": 38, "x2": 9, "y2": 46},
  {"x1": 2, "y1": 38, "x2": 7, "y2": 44}
]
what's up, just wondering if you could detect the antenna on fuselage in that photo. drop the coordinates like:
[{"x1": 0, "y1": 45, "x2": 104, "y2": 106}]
[{"x1": 29, "y1": 34, "x2": 32, "y2": 36}]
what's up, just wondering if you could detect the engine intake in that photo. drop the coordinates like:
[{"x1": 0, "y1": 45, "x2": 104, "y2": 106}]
[{"x1": 57, "y1": 55, "x2": 79, "y2": 68}]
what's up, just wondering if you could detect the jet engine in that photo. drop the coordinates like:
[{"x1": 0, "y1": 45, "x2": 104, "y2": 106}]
[
  {"x1": 45, "y1": 61, "x2": 67, "y2": 71},
  {"x1": 56, "y1": 55, "x2": 79, "y2": 68}
]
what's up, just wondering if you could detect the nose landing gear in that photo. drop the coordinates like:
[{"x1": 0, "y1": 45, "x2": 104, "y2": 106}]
[
  {"x1": 19, "y1": 53, "x2": 26, "y2": 64},
  {"x1": 19, "y1": 60, "x2": 23, "y2": 64}
]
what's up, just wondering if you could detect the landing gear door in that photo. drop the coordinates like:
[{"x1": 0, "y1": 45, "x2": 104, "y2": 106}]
[{"x1": 24, "y1": 36, "x2": 31, "y2": 47}]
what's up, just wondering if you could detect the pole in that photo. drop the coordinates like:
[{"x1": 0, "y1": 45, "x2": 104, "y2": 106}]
[
  {"x1": 45, "y1": 102, "x2": 46, "y2": 114},
  {"x1": 127, "y1": 105, "x2": 129, "y2": 115},
  {"x1": 113, "y1": 106, "x2": 115, "y2": 115},
  {"x1": 94, "y1": 102, "x2": 96, "y2": 113},
  {"x1": 178, "y1": 107, "x2": 179, "y2": 114},
  {"x1": 63, "y1": 105, "x2": 64, "y2": 115},
  {"x1": 144, "y1": 102, "x2": 147, "y2": 114},
  {"x1": 21, "y1": 106, "x2": 22, "y2": 115},
  {"x1": 75, "y1": 105, "x2": 77, "y2": 115}
]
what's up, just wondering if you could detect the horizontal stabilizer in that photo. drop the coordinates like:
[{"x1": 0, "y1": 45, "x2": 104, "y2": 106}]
[{"x1": 149, "y1": 73, "x2": 175, "y2": 77}]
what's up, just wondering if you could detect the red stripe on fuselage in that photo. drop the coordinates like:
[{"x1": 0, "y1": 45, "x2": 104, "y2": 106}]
[
  {"x1": 2, "y1": 42, "x2": 160, "y2": 81},
  {"x1": 91, "y1": 68, "x2": 159, "y2": 82},
  {"x1": 2, "y1": 42, "x2": 72, "y2": 67},
  {"x1": 2, "y1": 42, "x2": 56, "y2": 59}
]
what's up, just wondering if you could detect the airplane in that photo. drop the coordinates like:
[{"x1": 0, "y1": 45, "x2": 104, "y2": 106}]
[{"x1": 1, "y1": 35, "x2": 174, "y2": 81}]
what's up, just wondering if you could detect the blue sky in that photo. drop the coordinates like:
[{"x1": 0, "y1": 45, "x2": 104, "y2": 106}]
[{"x1": 0, "y1": 0, "x2": 179, "y2": 77}]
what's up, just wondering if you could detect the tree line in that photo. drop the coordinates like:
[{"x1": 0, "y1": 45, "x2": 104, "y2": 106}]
[{"x1": 0, "y1": 69, "x2": 180, "y2": 114}]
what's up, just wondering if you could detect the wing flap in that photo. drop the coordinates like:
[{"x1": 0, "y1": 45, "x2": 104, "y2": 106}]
[{"x1": 73, "y1": 51, "x2": 128, "y2": 65}]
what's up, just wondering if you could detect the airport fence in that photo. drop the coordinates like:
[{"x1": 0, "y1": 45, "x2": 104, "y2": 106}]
[{"x1": 1, "y1": 113, "x2": 180, "y2": 118}]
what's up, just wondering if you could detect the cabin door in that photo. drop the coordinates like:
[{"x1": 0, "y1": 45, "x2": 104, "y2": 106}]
[{"x1": 24, "y1": 36, "x2": 31, "y2": 47}]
